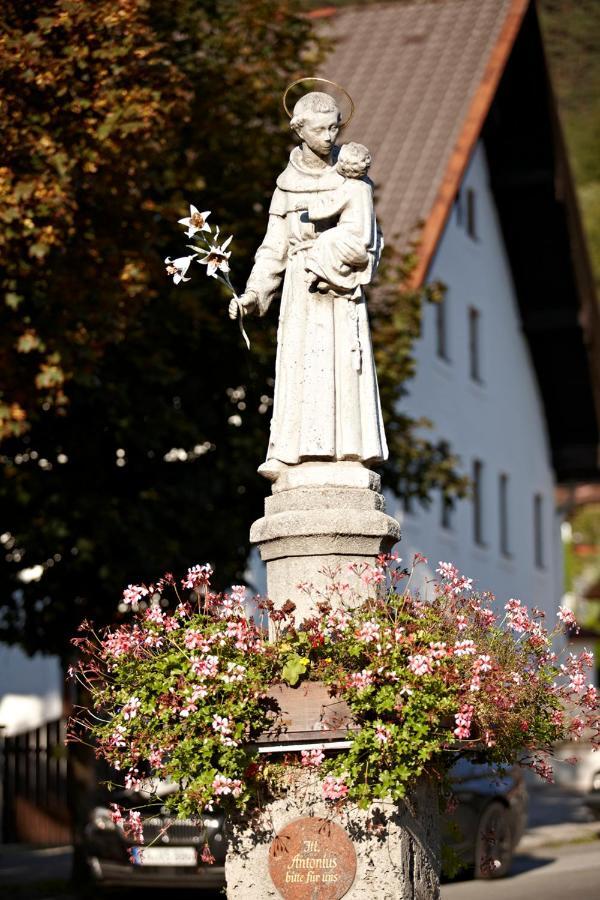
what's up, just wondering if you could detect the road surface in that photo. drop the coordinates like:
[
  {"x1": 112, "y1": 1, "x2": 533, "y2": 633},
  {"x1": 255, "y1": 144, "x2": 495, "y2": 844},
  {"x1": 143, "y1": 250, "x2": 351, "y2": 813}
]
[{"x1": 442, "y1": 840, "x2": 600, "y2": 900}]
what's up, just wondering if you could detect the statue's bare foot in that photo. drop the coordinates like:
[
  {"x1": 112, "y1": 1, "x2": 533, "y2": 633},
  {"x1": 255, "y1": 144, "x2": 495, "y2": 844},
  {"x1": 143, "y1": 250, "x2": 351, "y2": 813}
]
[{"x1": 257, "y1": 458, "x2": 285, "y2": 482}]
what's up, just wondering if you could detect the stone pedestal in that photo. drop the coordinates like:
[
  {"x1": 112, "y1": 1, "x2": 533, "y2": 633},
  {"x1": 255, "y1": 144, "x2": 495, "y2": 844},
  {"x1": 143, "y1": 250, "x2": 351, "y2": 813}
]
[
  {"x1": 234, "y1": 462, "x2": 440, "y2": 899},
  {"x1": 225, "y1": 773, "x2": 441, "y2": 900},
  {"x1": 250, "y1": 462, "x2": 400, "y2": 619}
]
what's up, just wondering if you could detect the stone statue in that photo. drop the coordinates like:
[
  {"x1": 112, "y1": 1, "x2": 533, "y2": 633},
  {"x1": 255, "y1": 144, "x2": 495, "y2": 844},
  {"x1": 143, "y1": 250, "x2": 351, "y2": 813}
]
[
  {"x1": 229, "y1": 88, "x2": 426, "y2": 900},
  {"x1": 229, "y1": 90, "x2": 388, "y2": 481}
]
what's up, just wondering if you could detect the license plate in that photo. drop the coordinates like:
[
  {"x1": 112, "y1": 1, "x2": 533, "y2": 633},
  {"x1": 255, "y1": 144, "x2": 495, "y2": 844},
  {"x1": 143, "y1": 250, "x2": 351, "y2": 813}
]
[{"x1": 131, "y1": 846, "x2": 197, "y2": 866}]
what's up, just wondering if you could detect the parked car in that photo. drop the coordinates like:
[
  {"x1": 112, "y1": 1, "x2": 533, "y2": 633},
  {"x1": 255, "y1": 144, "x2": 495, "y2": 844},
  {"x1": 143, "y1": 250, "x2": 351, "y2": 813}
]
[
  {"x1": 82, "y1": 759, "x2": 526, "y2": 888},
  {"x1": 82, "y1": 786, "x2": 226, "y2": 890},
  {"x1": 443, "y1": 759, "x2": 528, "y2": 878},
  {"x1": 583, "y1": 786, "x2": 600, "y2": 820},
  {"x1": 552, "y1": 741, "x2": 600, "y2": 793}
]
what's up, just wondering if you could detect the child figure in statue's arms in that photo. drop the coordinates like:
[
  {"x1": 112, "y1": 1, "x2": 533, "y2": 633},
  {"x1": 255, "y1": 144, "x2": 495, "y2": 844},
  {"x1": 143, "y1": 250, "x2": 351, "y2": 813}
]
[{"x1": 305, "y1": 141, "x2": 383, "y2": 297}]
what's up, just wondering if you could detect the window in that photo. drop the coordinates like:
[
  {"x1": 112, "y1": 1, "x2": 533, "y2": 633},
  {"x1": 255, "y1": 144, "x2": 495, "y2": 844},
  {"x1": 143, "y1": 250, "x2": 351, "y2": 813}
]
[
  {"x1": 468, "y1": 307, "x2": 482, "y2": 382},
  {"x1": 435, "y1": 293, "x2": 449, "y2": 361},
  {"x1": 455, "y1": 187, "x2": 476, "y2": 239},
  {"x1": 466, "y1": 187, "x2": 477, "y2": 239},
  {"x1": 454, "y1": 190, "x2": 464, "y2": 227},
  {"x1": 473, "y1": 459, "x2": 484, "y2": 546},
  {"x1": 534, "y1": 494, "x2": 544, "y2": 568},
  {"x1": 440, "y1": 442, "x2": 453, "y2": 529},
  {"x1": 499, "y1": 474, "x2": 510, "y2": 556},
  {"x1": 441, "y1": 493, "x2": 453, "y2": 530}
]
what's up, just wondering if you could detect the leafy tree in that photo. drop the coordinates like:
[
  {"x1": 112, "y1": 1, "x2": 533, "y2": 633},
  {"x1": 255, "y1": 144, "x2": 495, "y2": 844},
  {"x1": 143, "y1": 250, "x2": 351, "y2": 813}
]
[
  {"x1": 0, "y1": 0, "x2": 465, "y2": 661},
  {"x1": 539, "y1": 0, "x2": 600, "y2": 292},
  {"x1": 563, "y1": 503, "x2": 600, "y2": 638}
]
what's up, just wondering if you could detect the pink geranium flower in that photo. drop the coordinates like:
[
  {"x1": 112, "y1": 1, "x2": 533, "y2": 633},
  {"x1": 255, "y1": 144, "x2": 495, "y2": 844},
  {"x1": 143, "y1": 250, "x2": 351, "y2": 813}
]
[
  {"x1": 322, "y1": 775, "x2": 349, "y2": 801},
  {"x1": 182, "y1": 564, "x2": 213, "y2": 591},
  {"x1": 374, "y1": 724, "x2": 392, "y2": 744},
  {"x1": 408, "y1": 654, "x2": 433, "y2": 676},
  {"x1": 356, "y1": 620, "x2": 380, "y2": 643},
  {"x1": 121, "y1": 697, "x2": 141, "y2": 721},
  {"x1": 348, "y1": 669, "x2": 374, "y2": 690},
  {"x1": 126, "y1": 810, "x2": 144, "y2": 844},
  {"x1": 212, "y1": 774, "x2": 242, "y2": 797},
  {"x1": 301, "y1": 748, "x2": 325, "y2": 768},
  {"x1": 122, "y1": 584, "x2": 149, "y2": 606}
]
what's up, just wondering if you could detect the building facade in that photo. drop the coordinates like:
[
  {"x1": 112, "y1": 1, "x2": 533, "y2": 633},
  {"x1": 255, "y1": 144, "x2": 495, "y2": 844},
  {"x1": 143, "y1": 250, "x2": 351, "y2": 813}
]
[
  {"x1": 319, "y1": 0, "x2": 599, "y2": 616},
  {"x1": 394, "y1": 141, "x2": 562, "y2": 615}
]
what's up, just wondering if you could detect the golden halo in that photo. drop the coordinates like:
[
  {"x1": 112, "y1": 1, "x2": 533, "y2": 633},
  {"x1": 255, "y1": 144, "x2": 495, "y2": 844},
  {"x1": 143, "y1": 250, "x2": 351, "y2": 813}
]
[{"x1": 282, "y1": 77, "x2": 355, "y2": 127}]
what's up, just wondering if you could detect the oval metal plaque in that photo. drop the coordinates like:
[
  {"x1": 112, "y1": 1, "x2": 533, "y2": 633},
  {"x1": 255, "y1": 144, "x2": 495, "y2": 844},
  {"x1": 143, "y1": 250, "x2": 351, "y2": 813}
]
[{"x1": 269, "y1": 816, "x2": 357, "y2": 899}]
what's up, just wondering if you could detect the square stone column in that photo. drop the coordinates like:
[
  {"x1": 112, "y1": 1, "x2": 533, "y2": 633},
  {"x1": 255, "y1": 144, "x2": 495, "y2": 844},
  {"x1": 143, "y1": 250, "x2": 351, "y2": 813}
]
[
  {"x1": 237, "y1": 463, "x2": 440, "y2": 900},
  {"x1": 225, "y1": 772, "x2": 441, "y2": 900},
  {"x1": 250, "y1": 462, "x2": 400, "y2": 620}
]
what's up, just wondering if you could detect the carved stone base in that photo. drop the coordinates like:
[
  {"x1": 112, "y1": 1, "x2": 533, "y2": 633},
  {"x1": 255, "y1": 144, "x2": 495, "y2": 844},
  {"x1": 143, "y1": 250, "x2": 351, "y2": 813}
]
[
  {"x1": 250, "y1": 462, "x2": 400, "y2": 620},
  {"x1": 225, "y1": 772, "x2": 441, "y2": 900}
]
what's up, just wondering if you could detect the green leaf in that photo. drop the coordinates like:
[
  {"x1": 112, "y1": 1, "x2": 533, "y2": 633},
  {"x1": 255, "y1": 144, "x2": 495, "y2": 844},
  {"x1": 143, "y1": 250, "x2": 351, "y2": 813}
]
[{"x1": 281, "y1": 653, "x2": 310, "y2": 686}]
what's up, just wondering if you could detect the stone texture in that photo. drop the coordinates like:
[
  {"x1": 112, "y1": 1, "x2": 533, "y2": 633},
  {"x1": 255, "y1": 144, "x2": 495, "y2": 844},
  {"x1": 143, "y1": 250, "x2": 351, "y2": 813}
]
[
  {"x1": 272, "y1": 462, "x2": 382, "y2": 494},
  {"x1": 250, "y1": 466, "x2": 400, "y2": 620},
  {"x1": 225, "y1": 773, "x2": 441, "y2": 900},
  {"x1": 237, "y1": 117, "x2": 388, "y2": 471},
  {"x1": 265, "y1": 486, "x2": 385, "y2": 515}
]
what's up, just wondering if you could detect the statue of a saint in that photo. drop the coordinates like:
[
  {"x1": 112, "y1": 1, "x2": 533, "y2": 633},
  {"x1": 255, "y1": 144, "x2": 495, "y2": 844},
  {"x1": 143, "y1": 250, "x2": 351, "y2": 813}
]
[{"x1": 229, "y1": 89, "x2": 388, "y2": 481}]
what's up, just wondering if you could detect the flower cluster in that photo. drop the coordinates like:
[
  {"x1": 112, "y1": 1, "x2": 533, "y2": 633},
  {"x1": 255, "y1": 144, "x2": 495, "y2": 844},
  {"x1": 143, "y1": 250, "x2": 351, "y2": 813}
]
[
  {"x1": 69, "y1": 557, "x2": 599, "y2": 847},
  {"x1": 165, "y1": 205, "x2": 233, "y2": 284},
  {"x1": 164, "y1": 203, "x2": 250, "y2": 349}
]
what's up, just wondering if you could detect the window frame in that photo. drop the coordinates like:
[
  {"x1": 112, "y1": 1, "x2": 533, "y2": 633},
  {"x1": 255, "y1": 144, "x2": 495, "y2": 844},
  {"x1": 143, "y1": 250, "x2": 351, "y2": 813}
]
[
  {"x1": 435, "y1": 292, "x2": 450, "y2": 362},
  {"x1": 499, "y1": 473, "x2": 511, "y2": 557},
  {"x1": 472, "y1": 459, "x2": 485, "y2": 546},
  {"x1": 468, "y1": 306, "x2": 482, "y2": 383},
  {"x1": 534, "y1": 493, "x2": 544, "y2": 569},
  {"x1": 466, "y1": 187, "x2": 477, "y2": 239}
]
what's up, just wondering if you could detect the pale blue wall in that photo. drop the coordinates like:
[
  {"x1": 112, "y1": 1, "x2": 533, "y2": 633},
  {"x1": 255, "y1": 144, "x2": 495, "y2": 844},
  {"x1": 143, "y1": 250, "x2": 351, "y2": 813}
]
[
  {"x1": 0, "y1": 645, "x2": 62, "y2": 736},
  {"x1": 392, "y1": 141, "x2": 562, "y2": 618}
]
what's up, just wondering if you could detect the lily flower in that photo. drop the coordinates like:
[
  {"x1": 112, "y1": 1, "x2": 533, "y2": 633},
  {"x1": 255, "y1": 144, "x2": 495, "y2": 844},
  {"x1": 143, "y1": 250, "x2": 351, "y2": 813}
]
[
  {"x1": 195, "y1": 234, "x2": 233, "y2": 278},
  {"x1": 178, "y1": 205, "x2": 212, "y2": 238},
  {"x1": 164, "y1": 254, "x2": 196, "y2": 285}
]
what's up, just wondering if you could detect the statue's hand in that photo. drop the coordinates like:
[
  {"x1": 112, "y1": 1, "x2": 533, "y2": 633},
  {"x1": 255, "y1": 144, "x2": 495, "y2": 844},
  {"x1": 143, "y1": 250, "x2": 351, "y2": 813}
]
[{"x1": 229, "y1": 292, "x2": 257, "y2": 320}]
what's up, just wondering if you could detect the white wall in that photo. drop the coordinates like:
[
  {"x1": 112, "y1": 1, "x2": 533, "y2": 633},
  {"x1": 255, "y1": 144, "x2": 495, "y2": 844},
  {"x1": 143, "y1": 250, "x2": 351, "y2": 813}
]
[
  {"x1": 390, "y1": 141, "x2": 563, "y2": 619},
  {"x1": 0, "y1": 645, "x2": 63, "y2": 737}
]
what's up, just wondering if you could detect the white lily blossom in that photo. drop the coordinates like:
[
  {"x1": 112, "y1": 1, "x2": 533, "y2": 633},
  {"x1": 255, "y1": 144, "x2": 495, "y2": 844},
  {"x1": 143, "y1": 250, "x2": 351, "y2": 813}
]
[
  {"x1": 164, "y1": 254, "x2": 196, "y2": 285},
  {"x1": 195, "y1": 234, "x2": 233, "y2": 278},
  {"x1": 166, "y1": 203, "x2": 250, "y2": 348},
  {"x1": 177, "y1": 205, "x2": 212, "y2": 238}
]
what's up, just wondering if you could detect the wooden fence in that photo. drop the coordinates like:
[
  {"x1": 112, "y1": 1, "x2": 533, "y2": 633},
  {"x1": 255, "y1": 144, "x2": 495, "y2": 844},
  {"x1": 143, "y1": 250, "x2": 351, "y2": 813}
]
[{"x1": 1, "y1": 718, "x2": 71, "y2": 844}]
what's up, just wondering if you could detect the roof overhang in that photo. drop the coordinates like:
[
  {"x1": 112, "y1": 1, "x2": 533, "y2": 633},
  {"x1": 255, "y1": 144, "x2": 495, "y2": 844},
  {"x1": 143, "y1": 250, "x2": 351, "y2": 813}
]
[{"x1": 480, "y1": 3, "x2": 600, "y2": 483}]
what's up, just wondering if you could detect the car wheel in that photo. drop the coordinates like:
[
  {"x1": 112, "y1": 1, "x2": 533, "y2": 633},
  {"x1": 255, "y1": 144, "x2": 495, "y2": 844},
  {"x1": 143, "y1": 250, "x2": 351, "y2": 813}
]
[
  {"x1": 592, "y1": 771, "x2": 600, "y2": 792},
  {"x1": 473, "y1": 801, "x2": 513, "y2": 879}
]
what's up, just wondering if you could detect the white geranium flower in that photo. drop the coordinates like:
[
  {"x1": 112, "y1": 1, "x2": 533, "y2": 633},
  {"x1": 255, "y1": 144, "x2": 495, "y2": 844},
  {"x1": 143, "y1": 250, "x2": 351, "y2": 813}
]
[
  {"x1": 195, "y1": 234, "x2": 233, "y2": 278},
  {"x1": 164, "y1": 253, "x2": 196, "y2": 285},
  {"x1": 178, "y1": 205, "x2": 212, "y2": 238}
]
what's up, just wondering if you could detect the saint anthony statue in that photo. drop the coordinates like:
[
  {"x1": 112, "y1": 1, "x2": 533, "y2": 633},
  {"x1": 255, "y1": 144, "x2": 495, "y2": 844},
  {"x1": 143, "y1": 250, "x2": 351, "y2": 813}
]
[{"x1": 229, "y1": 89, "x2": 388, "y2": 481}]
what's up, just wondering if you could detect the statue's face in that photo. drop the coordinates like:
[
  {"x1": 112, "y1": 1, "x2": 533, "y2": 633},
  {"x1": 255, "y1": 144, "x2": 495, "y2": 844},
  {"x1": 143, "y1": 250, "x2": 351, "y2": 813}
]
[{"x1": 297, "y1": 110, "x2": 340, "y2": 157}]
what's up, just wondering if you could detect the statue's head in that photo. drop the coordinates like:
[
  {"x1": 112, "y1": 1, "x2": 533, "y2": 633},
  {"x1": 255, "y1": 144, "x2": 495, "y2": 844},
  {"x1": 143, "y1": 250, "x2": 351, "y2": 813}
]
[{"x1": 290, "y1": 91, "x2": 341, "y2": 157}]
